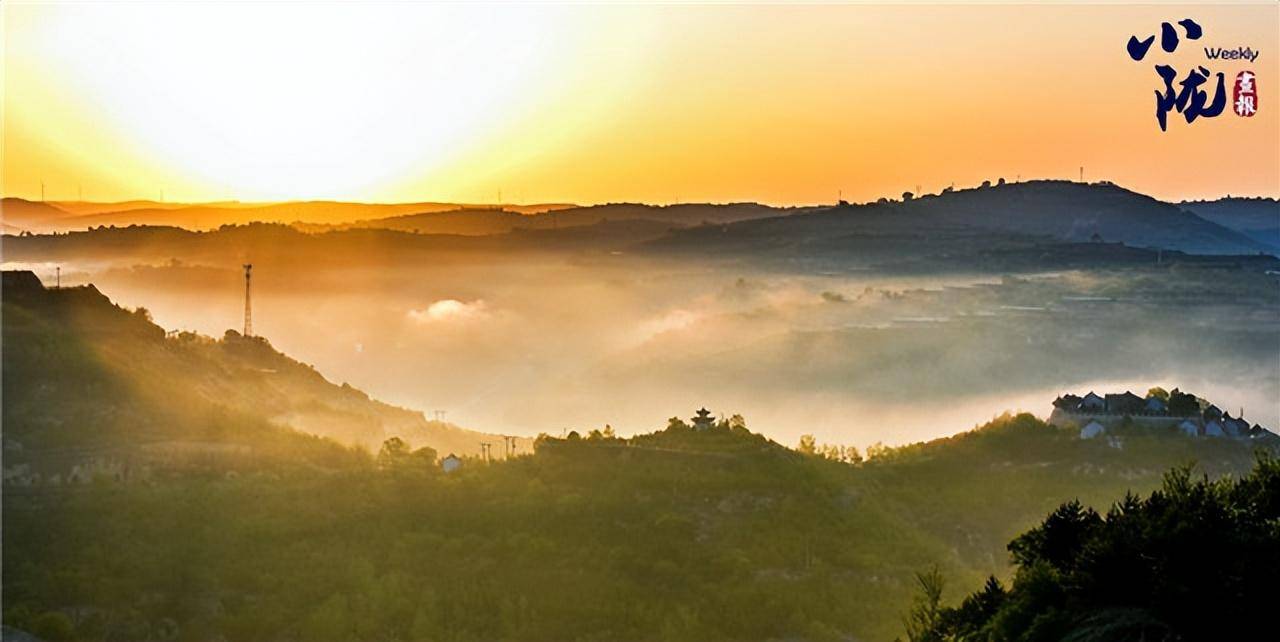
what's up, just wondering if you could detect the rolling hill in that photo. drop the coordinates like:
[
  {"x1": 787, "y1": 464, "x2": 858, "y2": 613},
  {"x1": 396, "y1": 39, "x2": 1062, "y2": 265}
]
[
  {"x1": 645, "y1": 181, "x2": 1274, "y2": 268},
  {"x1": 1, "y1": 270, "x2": 520, "y2": 473},
  {"x1": 294, "y1": 202, "x2": 805, "y2": 236},
  {"x1": 0, "y1": 198, "x2": 73, "y2": 234},
  {"x1": 1, "y1": 199, "x2": 578, "y2": 233},
  {"x1": 4, "y1": 197, "x2": 806, "y2": 236},
  {"x1": 3, "y1": 407, "x2": 1270, "y2": 641},
  {"x1": 1180, "y1": 197, "x2": 1280, "y2": 251}
]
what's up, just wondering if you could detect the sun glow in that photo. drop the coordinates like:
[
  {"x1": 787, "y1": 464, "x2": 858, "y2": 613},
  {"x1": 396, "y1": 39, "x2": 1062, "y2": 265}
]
[
  {"x1": 5, "y1": 4, "x2": 583, "y2": 201},
  {"x1": 4, "y1": 3, "x2": 1277, "y2": 204}
]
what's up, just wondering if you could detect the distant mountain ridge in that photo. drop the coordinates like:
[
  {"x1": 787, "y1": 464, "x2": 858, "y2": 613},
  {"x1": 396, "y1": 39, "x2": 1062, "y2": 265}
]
[
  {"x1": 1180, "y1": 196, "x2": 1280, "y2": 251},
  {"x1": 645, "y1": 181, "x2": 1274, "y2": 263},
  {"x1": 295, "y1": 202, "x2": 806, "y2": 236},
  {"x1": 1, "y1": 199, "x2": 578, "y2": 233},
  {"x1": 5, "y1": 182, "x2": 1276, "y2": 269}
]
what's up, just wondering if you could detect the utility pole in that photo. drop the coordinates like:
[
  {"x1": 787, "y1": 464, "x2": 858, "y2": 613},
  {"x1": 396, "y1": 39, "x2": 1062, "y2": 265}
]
[
  {"x1": 55, "y1": 266, "x2": 61, "y2": 289},
  {"x1": 479, "y1": 442, "x2": 493, "y2": 463},
  {"x1": 242, "y1": 264, "x2": 253, "y2": 337},
  {"x1": 1080, "y1": 166, "x2": 1085, "y2": 183}
]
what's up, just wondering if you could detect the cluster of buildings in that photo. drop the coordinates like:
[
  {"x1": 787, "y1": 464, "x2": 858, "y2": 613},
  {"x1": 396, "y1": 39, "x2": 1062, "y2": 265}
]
[{"x1": 1052, "y1": 390, "x2": 1275, "y2": 440}]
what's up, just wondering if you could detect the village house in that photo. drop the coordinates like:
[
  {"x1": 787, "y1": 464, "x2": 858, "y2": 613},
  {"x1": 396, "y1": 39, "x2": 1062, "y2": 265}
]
[
  {"x1": 441, "y1": 454, "x2": 462, "y2": 473},
  {"x1": 1053, "y1": 394, "x2": 1083, "y2": 411},
  {"x1": 1051, "y1": 388, "x2": 1276, "y2": 442},
  {"x1": 1079, "y1": 420, "x2": 1107, "y2": 440},
  {"x1": 1144, "y1": 396, "x2": 1168, "y2": 414},
  {"x1": 1178, "y1": 419, "x2": 1201, "y2": 437},
  {"x1": 1105, "y1": 392, "x2": 1145, "y2": 415},
  {"x1": 1222, "y1": 413, "x2": 1250, "y2": 438},
  {"x1": 1079, "y1": 392, "x2": 1106, "y2": 412}
]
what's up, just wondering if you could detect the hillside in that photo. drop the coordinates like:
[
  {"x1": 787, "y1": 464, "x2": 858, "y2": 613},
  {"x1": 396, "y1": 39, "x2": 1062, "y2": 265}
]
[
  {"x1": 3, "y1": 412, "x2": 1269, "y2": 641},
  {"x1": 1, "y1": 271, "x2": 520, "y2": 472},
  {"x1": 295, "y1": 202, "x2": 802, "y2": 237},
  {"x1": 0, "y1": 219, "x2": 691, "y2": 269},
  {"x1": 1, "y1": 198, "x2": 73, "y2": 233},
  {"x1": 1181, "y1": 197, "x2": 1280, "y2": 251},
  {"x1": 1, "y1": 199, "x2": 578, "y2": 233},
  {"x1": 645, "y1": 181, "x2": 1273, "y2": 269}
]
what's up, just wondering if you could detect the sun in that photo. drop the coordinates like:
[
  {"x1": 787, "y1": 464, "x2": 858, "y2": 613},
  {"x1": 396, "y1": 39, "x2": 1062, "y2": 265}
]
[{"x1": 5, "y1": 3, "x2": 573, "y2": 202}]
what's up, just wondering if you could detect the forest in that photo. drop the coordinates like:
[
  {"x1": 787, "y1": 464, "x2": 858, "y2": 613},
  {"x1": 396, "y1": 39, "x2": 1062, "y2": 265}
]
[
  {"x1": 4, "y1": 412, "x2": 1271, "y2": 641},
  {"x1": 906, "y1": 455, "x2": 1278, "y2": 641}
]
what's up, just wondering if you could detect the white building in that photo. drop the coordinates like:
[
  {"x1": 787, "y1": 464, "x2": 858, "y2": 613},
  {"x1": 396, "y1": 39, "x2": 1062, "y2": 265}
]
[
  {"x1": 1204, "y1": 420, "x2": 1225, "y2": 437},
  {"x1": 1080, "y1": 420, "x2": 1106, "y2": 439},
  {"x1": 1177, "y1": 419, "x2": 1201, "y2": 437},
  {"x1": 441, "y1": 454, "x2": 462, "y2": 473}
]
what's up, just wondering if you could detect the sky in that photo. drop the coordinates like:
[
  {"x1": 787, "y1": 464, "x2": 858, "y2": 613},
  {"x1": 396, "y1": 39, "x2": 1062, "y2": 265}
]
[{"x1": 4, "y1": 2, "x2": 1278, "y2": 205}]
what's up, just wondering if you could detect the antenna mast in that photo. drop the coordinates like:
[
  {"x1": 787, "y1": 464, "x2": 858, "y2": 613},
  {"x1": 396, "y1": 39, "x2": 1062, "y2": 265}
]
[{"x1": 243, "y1": 264, "x2": 253, "y2": 337}]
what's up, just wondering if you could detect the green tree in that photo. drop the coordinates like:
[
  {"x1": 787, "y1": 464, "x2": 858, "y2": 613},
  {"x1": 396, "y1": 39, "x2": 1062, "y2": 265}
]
[
  {"x1": 377, "y1": 437, "x2": 411, "y2": 468},
  {"x1": 902, "y1": 567, "x2": 945, "y2": 642},
  {"x1": 921, "y1": 455, "x2": 1280, "y2": 640},
  {"x1": 411, "y1": 445, "x2": 438, "y2": 467}
]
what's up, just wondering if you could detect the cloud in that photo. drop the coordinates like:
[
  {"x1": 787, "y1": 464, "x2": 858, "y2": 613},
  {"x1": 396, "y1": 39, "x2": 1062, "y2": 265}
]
[
  {"x1": 408, "y1": 299, "x2": 489, "y2": 323},
  {"x1": 631, "y1": 308, "x2": 704, "y2": 345}
]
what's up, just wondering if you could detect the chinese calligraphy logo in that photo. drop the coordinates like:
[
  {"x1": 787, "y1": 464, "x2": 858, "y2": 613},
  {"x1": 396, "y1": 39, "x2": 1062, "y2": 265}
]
[{"x1": 1127, "y1": 19, "x2": 1258, "y2": 130}]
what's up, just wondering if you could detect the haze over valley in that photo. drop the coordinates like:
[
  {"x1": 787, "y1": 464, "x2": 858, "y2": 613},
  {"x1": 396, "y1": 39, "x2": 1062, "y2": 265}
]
[
  {"x1": 6, "y1": 181, "x2": 1279, "y2": 450},
  {"x1": 4, "y1": 4, "x2": 1278, "y2": 638}
]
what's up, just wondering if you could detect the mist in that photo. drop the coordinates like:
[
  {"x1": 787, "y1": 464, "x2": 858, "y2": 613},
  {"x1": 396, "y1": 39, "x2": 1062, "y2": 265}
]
[{"x1": 11, "y1": 245, "x2": 1277, "y2": 450}]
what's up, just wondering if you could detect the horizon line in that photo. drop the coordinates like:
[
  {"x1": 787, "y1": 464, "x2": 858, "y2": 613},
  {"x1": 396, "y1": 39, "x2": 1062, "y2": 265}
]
[{"x1": 5, "y1": 178, "x2": 1280, "y2": 210}]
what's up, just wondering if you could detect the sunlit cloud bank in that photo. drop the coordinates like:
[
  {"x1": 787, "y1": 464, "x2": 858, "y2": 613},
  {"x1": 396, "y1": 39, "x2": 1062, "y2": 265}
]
[{"x1": 408, "y1": 299, "x2": 490, "y2": 324}]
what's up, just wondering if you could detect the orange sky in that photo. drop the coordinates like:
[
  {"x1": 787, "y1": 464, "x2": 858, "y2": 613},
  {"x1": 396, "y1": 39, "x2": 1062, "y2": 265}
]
[{"x1": 4, "y1": 3, "x2": 1277, "y2": 205}]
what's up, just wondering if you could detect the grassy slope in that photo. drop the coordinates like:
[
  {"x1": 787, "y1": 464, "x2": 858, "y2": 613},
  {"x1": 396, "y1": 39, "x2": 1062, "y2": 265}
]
[{"x1": 1, "y1": 273, "x2": 512, "y2": 460}]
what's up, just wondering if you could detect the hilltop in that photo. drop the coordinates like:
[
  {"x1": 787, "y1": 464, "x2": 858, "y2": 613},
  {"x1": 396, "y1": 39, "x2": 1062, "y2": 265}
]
[
  {"x1": 645, "y1": 181, "x2": 1274, "y2": 270},
  {"x1": 1, "y1": 271, "x2": 520, "y2": 476}
]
